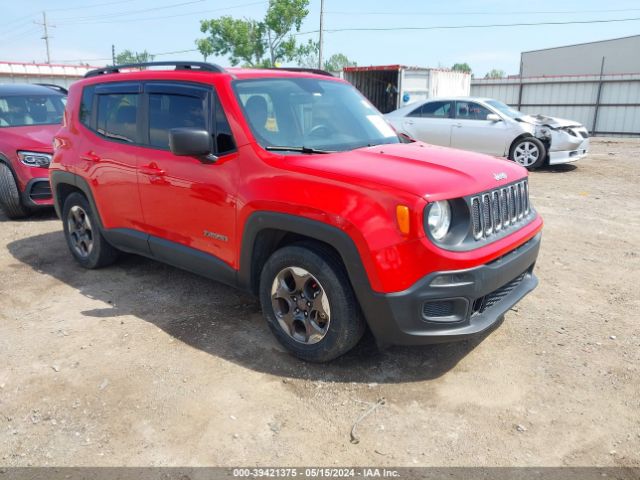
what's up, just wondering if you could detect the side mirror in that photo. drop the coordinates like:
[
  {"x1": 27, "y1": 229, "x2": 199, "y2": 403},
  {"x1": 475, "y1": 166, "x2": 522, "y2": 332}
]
[
  {"x1": 169, "y1": 128, "x2": 217, "y2": 161},
  {"x1": 486, "y1": 113, "x2": 502, "y2": 122}
]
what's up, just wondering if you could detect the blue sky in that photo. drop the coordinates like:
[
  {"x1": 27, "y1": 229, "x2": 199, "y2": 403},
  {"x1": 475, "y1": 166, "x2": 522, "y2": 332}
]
[{"x1": 2, "y1": 0, "x2": 640, "y2": 76}]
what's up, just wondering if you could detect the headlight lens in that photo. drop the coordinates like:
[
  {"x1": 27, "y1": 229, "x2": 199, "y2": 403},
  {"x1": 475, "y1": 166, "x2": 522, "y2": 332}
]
[
  {"x1": 427, "y1": 200, "x2": 451, "y2": 241},
  {"x1": 18, "y1": 151, "x2": 52, "y2": 168}
]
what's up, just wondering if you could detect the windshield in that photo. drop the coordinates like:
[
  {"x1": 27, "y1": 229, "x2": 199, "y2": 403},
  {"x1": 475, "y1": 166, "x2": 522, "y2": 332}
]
[
  {"x1": 485, "y1": 99, "x2": 523, "y2": 119},
  {"x1": 0, "y1": 94, "x2": 66, "y2": 128},
  {"x1": 233, "y1": 78, "x2": 401, "y2": 152}
]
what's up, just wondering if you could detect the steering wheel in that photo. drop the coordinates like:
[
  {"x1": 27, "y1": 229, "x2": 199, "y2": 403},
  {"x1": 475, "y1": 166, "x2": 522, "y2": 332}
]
[{"x1": 308, "y1": 124, "x2": 332, "y2": 138}]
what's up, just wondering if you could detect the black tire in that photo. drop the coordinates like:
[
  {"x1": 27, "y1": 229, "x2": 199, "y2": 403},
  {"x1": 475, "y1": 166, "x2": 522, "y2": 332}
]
[
  {"x1": 0, "y1": 163, "x2": 30, "y2": 219},
  {"x1": 509, "y1": 137, "x2": 547, "y2": 170},
  {"x1": 62, "y1": 192, "x2": 118, "y2": 269},
  {"x1": 259, "y1": 242, "x2": 366, "y2": 362}
]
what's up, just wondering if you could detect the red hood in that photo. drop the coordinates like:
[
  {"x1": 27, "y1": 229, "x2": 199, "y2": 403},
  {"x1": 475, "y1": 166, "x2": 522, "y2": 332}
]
[
  {"x1": 286, "y1": 142, "x2": 528, "y2": 200},
  {"x1": 0, "y1": 124, "x2": 59, "y2": 153}
]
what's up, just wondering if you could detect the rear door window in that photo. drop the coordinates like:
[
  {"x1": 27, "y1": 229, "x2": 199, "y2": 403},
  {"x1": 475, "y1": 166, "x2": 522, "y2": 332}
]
[
  {"x1": 96, "y1": 93, "x2": 139, "y2": 143},
  {"x1": 420, "y1": 101, "x2": 453, "y2": 118}
]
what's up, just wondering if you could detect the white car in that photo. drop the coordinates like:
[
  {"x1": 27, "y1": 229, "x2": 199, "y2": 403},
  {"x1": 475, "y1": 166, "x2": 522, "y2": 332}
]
[{"x1": 385, "y1": 97, "x2": 590, "y2": 170}]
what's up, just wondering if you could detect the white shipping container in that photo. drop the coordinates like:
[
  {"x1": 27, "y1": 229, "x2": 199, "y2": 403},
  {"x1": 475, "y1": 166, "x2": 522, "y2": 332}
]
[{"x1": 343, "y1": 65, "x2": 470, "y2": 114}]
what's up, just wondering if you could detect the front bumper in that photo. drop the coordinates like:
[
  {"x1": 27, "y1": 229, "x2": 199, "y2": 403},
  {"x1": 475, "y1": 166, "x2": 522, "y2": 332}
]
[
  {"x1": 21, "y1": 177, "x2": 53, "y2": 207},
  {"x1": 548, "y1": 138, "x2": 589, "y2": 165},
  {"x1": 361, "y1": 233, "x2": 541, "y2": 346}
]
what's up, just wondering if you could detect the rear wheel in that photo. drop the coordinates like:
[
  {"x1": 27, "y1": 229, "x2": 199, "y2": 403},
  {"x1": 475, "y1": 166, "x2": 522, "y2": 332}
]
[
  {"x1": 0, "y1": 163, "x2": 30, "y2": 219},
  {"x1": 62, "y1": 192, "x2": 118, "y2": 269},
  {"x1": 259, "y1": 243, "x2": 366, "y2": 362},
  {"x1": 509, "y1": 137, "x2": 546, "y2": 170}
]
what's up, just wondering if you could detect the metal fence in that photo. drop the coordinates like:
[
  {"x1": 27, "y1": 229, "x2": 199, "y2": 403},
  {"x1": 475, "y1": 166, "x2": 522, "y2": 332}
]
[{"x1": 470, "y1": 73, "x2": 640, "y2": 136}]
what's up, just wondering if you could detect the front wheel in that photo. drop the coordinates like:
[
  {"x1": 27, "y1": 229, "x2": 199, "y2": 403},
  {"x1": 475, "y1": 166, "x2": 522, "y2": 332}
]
[
  {"x1": 259, "y1": 243, "x2": 366, "y2": 362},
  {"x1": 509, "y1": 137, "x2": 546, "y2": 170},
  {"x1": 0, "y1": 163, "x2": 30, "y2": 219}
]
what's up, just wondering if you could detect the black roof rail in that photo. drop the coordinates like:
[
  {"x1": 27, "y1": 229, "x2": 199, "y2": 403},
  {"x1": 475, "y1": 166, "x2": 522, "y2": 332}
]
[
  {"x1": 84, "y1": 61, "x2": 226, "y2": 78},
  {"x1": 275, "y1": 67, "x2": 334, "y2": 77},
  {"x1": 34, "y1": 83, "x2": 68, "y2": 95}
]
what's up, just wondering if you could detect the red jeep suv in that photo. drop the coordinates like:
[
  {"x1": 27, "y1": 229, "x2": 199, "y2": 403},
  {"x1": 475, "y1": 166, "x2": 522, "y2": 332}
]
[
  {"x1": 51, "y1": 62, "x2": 543, "y2": 362},
  {"x1": 0, "y1": 83, "x2": 66, "y2": 218}
]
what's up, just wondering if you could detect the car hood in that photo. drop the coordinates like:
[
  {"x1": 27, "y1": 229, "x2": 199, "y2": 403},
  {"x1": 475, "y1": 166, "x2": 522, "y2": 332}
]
[
  {"x1": 0, "y1": 124, "x2": 59, "y2": 152},
  {"x1": 287, "y1": 142, "x2": 527, "y2": 199},
  {"x1": 518, "y1": 114, "x2": 583, "y2": 129}
]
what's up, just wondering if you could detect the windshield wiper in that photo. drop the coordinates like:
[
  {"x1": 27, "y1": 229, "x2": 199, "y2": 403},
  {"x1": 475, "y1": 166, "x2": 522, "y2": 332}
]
[{"x1": 265, "y1": 146, "x2": 333, "y2": 154}]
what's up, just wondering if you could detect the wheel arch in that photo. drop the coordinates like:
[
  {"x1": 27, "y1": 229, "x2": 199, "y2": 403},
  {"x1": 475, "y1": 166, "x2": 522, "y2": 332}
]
[
  {"x1": 50, "y1": 171, "x2": 103, "y2": 226},
  {"x1": 509, "y1": 133, "x2": 550, "y2": 160},
  {"x1": 239, "y1": 212, "x2": 372, "y2": 299}
]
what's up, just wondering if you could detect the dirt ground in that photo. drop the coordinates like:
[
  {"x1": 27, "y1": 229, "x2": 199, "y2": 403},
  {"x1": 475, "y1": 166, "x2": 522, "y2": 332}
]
[{"x1": 1, "y1": 138, "x2": 639, "y2": 468}]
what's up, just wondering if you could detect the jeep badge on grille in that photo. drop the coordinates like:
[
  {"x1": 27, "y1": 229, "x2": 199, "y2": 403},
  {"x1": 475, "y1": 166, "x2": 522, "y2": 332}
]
[{"x1": 493, "y1": 172, "x2": 507, "y2": 181}]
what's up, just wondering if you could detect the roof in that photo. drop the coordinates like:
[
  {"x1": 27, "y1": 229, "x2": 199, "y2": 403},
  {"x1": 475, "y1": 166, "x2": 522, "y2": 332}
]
[
  {"x1": 521, "y1": 34, "x2": 640, "y2": 54},
  {"x1": 0, "y1": 61, "x2": 97, "y2": 78},
  {"x1": 80, "y1": 64, "x2": 342, "y2": 86},
  {"x1": 0, "y1": 83, "x2": 66, "y2": 96},
  {"x1": 343, "y1": 64, "x2": 458, "y2": 73}
]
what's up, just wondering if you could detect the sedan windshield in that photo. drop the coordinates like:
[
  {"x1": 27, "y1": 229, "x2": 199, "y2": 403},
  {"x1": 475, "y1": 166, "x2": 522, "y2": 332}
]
[
  {"x1": 233, "y1": 78, "x2": 401, "y2": 152},
  {"x1": 485, "y1": 99, "x2": 524, "y2": 119},
  {"x1": 0, "y1": 94, "x2": 66, "y2": 128}
]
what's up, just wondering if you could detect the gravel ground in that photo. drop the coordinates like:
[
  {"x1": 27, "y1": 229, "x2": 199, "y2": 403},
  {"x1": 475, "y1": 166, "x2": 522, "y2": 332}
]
[{"x1": 0, "y1": 138, "x2": 639, "y2": 467}]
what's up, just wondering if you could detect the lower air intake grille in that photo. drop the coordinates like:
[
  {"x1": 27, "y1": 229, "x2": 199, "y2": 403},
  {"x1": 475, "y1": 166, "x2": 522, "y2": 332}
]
[
  {"x1": 472, "y1": 273, "x2": 526, "y2": 316},
  {"x1": 29, "y1": 181, "x2": 52, "y2": 201}
]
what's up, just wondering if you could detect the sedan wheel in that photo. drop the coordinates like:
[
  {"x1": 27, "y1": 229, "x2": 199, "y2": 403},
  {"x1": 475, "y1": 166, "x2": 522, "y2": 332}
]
[{"x1": 509, "y1": 137, "x2": 547, "y2": 170}]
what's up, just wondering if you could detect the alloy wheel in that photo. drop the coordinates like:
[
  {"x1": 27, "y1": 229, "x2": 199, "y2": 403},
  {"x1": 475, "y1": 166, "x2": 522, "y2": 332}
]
[
  {"x1": 270, "y1": 267, "x2": 331, "y2": 344},
  {"x1": 513, "y1": 141, "x2": 540, "y2": 167},
  {"x1": 67, "y1": 205, "x2": 94, "y2": 258}
]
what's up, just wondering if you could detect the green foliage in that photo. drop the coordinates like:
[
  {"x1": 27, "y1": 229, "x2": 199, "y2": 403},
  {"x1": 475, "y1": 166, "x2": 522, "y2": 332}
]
[
  {"x1": 485, "y1": 68, "x2": 506, "y2": 79},
  {"x1": 115, "y1": 49, "x2": 154, "y2": 65},
  {"x1": 451, "y1": 62, "x2": 472, "y2": 74},
  {"x1": 324, "y1": 53, "x2": 357, "y2": 72},
  {"x1": 295, "y1": 41, "x2": 356, "y2": 71},
  {"x1": 197, "y1": 0, "x2": 309, "y2": 67}
]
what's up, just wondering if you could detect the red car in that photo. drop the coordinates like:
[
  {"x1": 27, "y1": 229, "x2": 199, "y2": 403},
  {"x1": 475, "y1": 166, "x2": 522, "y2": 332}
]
[
  {"x1": 0, "y1": 83, "x2": 66, "y2": 218},
  {"x1": 51, "y1": 62, "x2": 543, "y2": 362}
]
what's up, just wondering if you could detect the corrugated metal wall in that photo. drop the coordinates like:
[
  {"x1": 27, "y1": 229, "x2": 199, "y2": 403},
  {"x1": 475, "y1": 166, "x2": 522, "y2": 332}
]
[
  {"x1": 470, "y1": 73, "x2": 640, "y2": 136},
  {"x1": 0, "y1": 62, "x2": 92, "y2": 89}
]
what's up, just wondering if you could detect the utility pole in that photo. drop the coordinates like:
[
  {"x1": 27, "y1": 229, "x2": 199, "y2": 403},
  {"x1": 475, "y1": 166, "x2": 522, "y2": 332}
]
[
  {"x1": 318, "y1": 0, "x2": 324, "y2": 70},
  {"x1": 112, "y1": 44, "x2": 116, "y2": 65},
  {"x1": 35, "y1": 12, "x2": 52, "y2": 64}
]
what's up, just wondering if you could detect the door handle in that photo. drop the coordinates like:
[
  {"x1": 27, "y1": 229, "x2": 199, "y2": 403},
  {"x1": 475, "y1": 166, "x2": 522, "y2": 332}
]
[
  {"x1": 405, "y1": 120, "x2": 415, "y2": 125},
  {"x1": 139, "y1": 163, "x2": 165, "y2": 176},
  {"x1": 80, "y1": 151, "x2": 101, "y2": 162}
]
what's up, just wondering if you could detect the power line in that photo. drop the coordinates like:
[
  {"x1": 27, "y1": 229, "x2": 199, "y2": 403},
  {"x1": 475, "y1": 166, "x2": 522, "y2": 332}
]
[
  {"x1": 54, "y1": 0, "x2": 205, "y2": 22},
  {"x1": 326, "y1": 7, "x2": 640, "y2": 16},
  {"x1": 54, "y1": 0, "x2": 267, "y2": 25},
  {"x1": 324, "y1": 16, "x2": 640, "y2": 33}
]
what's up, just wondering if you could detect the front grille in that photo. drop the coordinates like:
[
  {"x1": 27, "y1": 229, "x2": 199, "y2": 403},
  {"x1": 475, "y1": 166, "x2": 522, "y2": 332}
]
[
  {"x1": 29, "y1": 181, "x2": 52, "y2": 201},
  {"x1": 470, "y1": 179, "x2": 530, "y2": 242},
  {"x1": 472, "y1": 272, "x2": 526, "y2": 316}
]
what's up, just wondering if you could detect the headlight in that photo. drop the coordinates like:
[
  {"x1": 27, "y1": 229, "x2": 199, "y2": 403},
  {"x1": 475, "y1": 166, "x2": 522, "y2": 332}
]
[
  {"x1": 427, "y1": 200, "x2": 451, "y2": 241},
  {"x1": 18, "y1": 151, "x2": 52, "y2": 168}
]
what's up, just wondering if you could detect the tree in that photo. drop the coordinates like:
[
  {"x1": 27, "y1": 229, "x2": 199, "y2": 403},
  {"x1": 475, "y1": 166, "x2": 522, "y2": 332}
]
[
  {"x1": 484, "y1": 68, "x2": 506, "y2": 79},
  {"x1": 295, "y1": 41, "x2": 356, "y2": 71},
  {"x1": 197, "y1": 0, "x2": 309, "y2": 67},
  {"x1": 451, "y1": 62, "x2": 472, "y2": 74},
  {"x1": 115, "y1": 49, "x2": 154, "y2": 65}
]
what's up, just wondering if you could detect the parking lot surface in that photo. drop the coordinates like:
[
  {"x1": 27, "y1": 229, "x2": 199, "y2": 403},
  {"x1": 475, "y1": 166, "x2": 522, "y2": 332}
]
[{"x1": 1, "y1": 138, "x2": 639, "y2": 466}]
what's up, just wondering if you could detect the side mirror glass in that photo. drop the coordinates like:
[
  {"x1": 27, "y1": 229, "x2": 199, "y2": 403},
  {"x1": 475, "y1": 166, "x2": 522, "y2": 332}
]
[
  {"x1": 486, "y1": 113, "x2": 502, "y2": 122},
  {"x1": 169, "y1": 128, "x2": 215, "y2": 159}
]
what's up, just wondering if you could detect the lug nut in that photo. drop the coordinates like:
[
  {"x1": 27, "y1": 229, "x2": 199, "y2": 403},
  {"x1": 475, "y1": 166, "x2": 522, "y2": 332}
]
[{"x1": 307, "y1": 302, "x2": 312, "y2": 307}]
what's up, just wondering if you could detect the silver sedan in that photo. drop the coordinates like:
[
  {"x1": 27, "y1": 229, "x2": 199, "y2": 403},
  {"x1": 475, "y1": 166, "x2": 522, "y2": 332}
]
[{"x1": 385, "y1": 97, "x2": 590, "y2": 170}]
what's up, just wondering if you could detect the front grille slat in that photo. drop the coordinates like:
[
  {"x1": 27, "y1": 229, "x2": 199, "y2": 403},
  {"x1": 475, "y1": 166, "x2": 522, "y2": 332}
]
[{"x1": 469, "y1": 180, "x2": 531, "y2": 242}]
